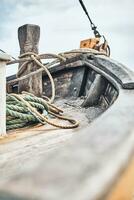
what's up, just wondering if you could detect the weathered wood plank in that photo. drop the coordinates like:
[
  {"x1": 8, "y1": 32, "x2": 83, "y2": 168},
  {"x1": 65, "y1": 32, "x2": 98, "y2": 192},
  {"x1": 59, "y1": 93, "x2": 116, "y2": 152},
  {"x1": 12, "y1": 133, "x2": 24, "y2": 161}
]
[
  {"x1": 18, "y1": 24, "x2": 42, "y2": 96},
  {"x1": 43, "y1": 67, "x2": 86, "y2": 98},
  {"x1": 0, "y1": 53, "x2": 11, "y2": 136},
  {"x1": 89, "y1": 55, "x2": 134, "y2": 89}
]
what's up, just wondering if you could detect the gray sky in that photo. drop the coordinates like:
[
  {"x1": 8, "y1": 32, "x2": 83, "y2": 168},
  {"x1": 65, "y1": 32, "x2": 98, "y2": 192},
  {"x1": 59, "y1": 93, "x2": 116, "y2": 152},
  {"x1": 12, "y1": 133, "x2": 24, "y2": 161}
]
[{"x1": 0, "y1": 0, "x2": 134, "y2": 75}]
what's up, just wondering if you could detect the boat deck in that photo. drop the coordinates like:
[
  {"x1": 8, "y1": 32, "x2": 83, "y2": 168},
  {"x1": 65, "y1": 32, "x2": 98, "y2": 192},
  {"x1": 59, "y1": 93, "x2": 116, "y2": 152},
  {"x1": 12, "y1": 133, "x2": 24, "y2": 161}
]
[{"x1": 0, "y1": 98, "x2": 104, "y2": 184}]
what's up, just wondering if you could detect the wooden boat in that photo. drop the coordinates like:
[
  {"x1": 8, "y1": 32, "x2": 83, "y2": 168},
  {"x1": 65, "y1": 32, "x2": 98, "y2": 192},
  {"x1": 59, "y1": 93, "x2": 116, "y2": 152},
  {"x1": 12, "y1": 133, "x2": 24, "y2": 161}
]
[{"x1": 0, "y1": 24, "x2": 134, "y2": 200}]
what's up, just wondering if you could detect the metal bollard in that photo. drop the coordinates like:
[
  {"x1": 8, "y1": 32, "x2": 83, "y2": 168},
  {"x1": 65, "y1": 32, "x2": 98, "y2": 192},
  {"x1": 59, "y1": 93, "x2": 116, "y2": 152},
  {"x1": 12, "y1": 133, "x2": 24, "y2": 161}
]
[{"x1": 0, "y1": 52, "x2": 11, "y2": 136}]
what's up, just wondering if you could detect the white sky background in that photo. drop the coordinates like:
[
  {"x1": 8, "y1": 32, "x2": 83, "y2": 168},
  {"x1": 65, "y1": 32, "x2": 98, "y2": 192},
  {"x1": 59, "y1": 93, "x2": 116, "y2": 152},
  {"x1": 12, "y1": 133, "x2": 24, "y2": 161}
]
[{"x1": 0, "y1": 0, "x2": 133, "y2": 76}]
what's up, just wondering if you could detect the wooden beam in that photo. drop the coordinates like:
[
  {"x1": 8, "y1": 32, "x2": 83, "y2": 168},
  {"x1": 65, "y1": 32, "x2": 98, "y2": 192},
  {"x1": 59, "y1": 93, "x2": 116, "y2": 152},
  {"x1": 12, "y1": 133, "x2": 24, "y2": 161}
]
[
  {"x1": 0, "y1": 53, "x2": 11, "y2": 136},
  {"x1": 18, "y1": 24, "x2": 42, "y2": 96}
]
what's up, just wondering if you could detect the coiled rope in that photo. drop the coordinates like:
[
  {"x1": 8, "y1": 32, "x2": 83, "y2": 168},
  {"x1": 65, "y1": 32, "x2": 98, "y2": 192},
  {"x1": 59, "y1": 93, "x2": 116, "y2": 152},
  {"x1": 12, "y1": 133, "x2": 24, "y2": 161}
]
[
  {"x1": 6, "y1": 92, "x2": 79, "y2": 130},
  {"x1": 6, "y1": 52, "x2": 80, "y2": 131}
]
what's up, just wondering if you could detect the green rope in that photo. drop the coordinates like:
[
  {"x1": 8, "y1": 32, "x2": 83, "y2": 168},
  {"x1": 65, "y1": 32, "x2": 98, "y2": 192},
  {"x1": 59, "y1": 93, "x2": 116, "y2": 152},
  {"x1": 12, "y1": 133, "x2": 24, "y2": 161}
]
[
  {"x1": 6, "y1": 93, "x2": 49, "y2": 131},
  {"x1": 6, "y1": 92, "x2": 79, "y2": 131}
]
